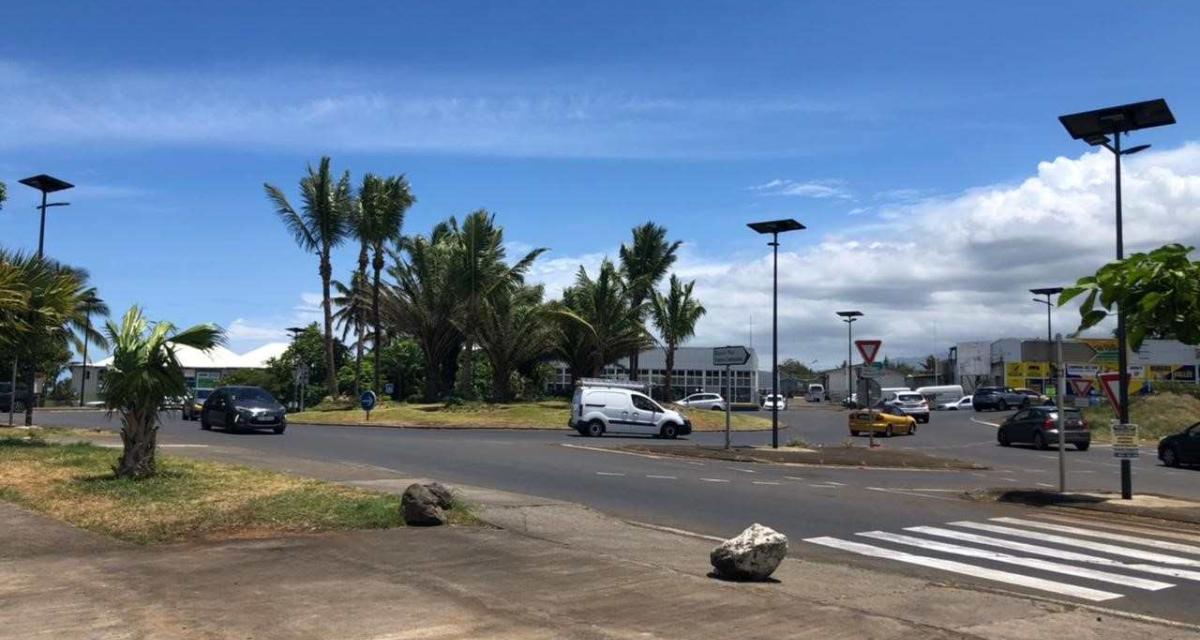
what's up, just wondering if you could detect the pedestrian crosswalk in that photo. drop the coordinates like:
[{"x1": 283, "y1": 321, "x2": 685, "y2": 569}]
[{"x1": 805, "y1": 515, "x2": 1200, "y2": 602}]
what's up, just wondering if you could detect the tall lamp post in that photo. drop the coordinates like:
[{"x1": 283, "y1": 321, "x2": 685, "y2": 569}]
[
  {"x1": 748, "y1": 218, "x2": 805, "y2": 449},
  {"x1": 286, "y1": 326, "x2": 306, "y2": 411},
  {"x1": 18, "y1": 174, "x2": 74, "y2": 259},
  {"x1": 1059, "y1": 98, "x2": 1175, "y2": 500},
  {"x1": 1031, "y1": 287, "x2": 1063, "y2": 394},
  {"x1": 836, "y1": 311, "x2": 863, "y2": 405}
]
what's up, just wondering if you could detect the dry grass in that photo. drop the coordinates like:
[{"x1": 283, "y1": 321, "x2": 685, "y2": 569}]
[
  {"x1": 0, "y1": 438, "x2": 475, "y2": 544},
  {"x1": 291, "y1": 399, "x2": 774, "y2": 431},
  {"x1": 1083, "y1": 392, "x2": 1200, "y2": 442}
]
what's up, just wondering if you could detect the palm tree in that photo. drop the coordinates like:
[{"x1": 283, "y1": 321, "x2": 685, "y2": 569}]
[
  {"x1": 332, "y1": 272, "x2": 371, "y2": 396},
  {"x1": 353, "y1": 174, "x2": 414, "y2": 393},
  {"x1": 102, "y1": 306, "x2": 224, "y2": 478},
  {"x1": 73, "y1": 288, "x2": 110, "y2": 405},
  {"x1": 265, "y1": 157, "x2": 353, "y2": 399},
  {"x1": 554, "y1": 260, "x2": 648, "y2": 381},
  {"x1": 475, "y1": 284, "x2": 555, "y2": 401},
  {"x1": 619, "y1": 223, "x2": 681, "y2": 381},
  {"x1": 0, "y1": 181, "x2": 7, "y2": 210},
  {"x1": 650, "y1": 275, "x2": 706, "y2": 401}
]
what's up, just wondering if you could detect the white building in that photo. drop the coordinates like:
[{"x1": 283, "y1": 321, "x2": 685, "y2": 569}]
[
  {"x1": 68, "y1": 342, "x2": 289, "y2": 404},
  {"x1": 548, "y1": 346, "x2": 762, "y2": 403}
]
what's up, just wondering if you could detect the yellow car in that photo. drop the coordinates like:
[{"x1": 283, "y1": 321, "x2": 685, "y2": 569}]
[{"x1": 848, "y1": 405, "x2": 917, "y2": 437}]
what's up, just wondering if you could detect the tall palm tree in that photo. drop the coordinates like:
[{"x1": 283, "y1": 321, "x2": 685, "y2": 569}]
[
  {"x1": 332, "y1": 272, "x2": 371, "y2": 396},
  {"x1": 475, "y1": 284, "x2": 555, "y2": 401},
  {"x1": 554, "y1": 260, "x2": 648, "y2": 381},
  {"x1": 103, "y1": 306, "x2": 224, "y2": 478},
  {"x1": 74, "y1": 288, "x2": 110, "y2": 405},
  {"x1": 619, "y1": 223, "x2": 681, "y2": 381},
  {"x1": 353, "y1": 174, "x2": 414, "y2": 393},
  {"x1": 650, "y1": 275, "x2": 706, "y2": 401},
  {"x1": 0, "y1": 180, "x2": 7, "y2": 210},
  {"x1": 265, "y1": 157, "x2": 353, "y2": 399}
]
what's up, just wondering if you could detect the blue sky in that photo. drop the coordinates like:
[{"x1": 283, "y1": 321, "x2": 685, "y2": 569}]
[{"x1": 2, "y1": 1, "x2": 1199, "y2": 365}]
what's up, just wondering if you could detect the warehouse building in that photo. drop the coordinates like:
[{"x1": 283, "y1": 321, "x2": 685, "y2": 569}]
[{"x1": 548, "y1": 346, "x2": 761, "y2": 403}]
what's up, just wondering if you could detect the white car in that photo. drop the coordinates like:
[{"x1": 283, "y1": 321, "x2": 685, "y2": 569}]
[
  {"x1": 761, "y1": 394, "x2": 787, "y2": 411},
  {"x1": 570, "y1": 383, "x2": 691, "y2": 439},
  {"x1": 886, "y1": 391, "x2": 930, "y2": 423},
  {"x1": 676, "y1": 392, "x2": 726, "y2": 411},
  {"x1": 940, "y1": 395, "x2": 973, "y2": 411}
]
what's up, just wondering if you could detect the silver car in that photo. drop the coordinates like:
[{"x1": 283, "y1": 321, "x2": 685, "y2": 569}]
[
  {"x1": 676, "y1": 392, "x2": 727, "y2": 411},
  {"x1": 887, "y1": 391, "x2": 930, "y2": 423}
]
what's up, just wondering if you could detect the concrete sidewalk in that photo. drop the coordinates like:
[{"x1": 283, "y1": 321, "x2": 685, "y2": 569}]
[{"x1": 3, "y1": 438, "x2": 1199, "y2": 639}]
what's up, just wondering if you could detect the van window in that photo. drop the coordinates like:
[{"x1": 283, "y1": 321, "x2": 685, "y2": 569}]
[{"x1": 631, "y1": 394, "x2": 659, "y2": 412}]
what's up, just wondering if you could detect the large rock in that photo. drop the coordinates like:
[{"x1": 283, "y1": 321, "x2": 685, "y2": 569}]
[
  {"x1": 710, "y1": 523, "x2": 788, "y2": 581},
  {"x1": 424, "y1": 482, "x2": 455, "y2": 510},
  {"x1": 401, "y1": 483, "x2": 446, "y2": 526}
]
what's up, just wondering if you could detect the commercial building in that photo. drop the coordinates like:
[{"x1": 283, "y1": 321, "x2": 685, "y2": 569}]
[
  {"x1": 69, "y1": 342, "x2": 289, "y2": 404},
  {"x1": 548, "y1": 346, "x2": 762, "y2": 403}
]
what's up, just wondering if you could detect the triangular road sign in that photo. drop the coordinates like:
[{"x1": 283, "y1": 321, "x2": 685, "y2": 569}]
[
  {"x1": 1068, "y1": 378, "x2": 1093, "y2": 397},
  {"x1": 1098, "y1": 372, "x2": 1122, "y2": 415},
  {"x1": 855, "y1": 339, "x2": 882, "y2": 365}
]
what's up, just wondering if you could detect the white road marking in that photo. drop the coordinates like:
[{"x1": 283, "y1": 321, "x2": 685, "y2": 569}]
[
  {"x1": 595, "y1": 471, "x2": 625, "y2": 477},
  {"x1": 824, "y1": 481, "x2": 846, "y2": 486},
  {"x1": 991, "y1": 517, "x2": 1200, "y2": 556},
  {"x1": 803, "y1": 536, "x2": 1121, "y2": 602},
  {"x1": 729, "y1": 467, "x2": 757, "y2": 474},
  {"x1": 1034, "y1": 513, "x2": 1200, "y2": 544},
  {"x1": 700, "y1": 478, "x2": 729, "y2": 483},
  {"x1": 808, "y1": 483, "x2": 839, "y2": 488},
  {"x1": 909, "y1": 526, "x2": 1200, "y2": 583},
  {"x1": 784, "y1": 476, "x2": 809, "y2": 481},
  {"x1": 865, "y1": 487, "x2": 958, "y2": 502},
  {"x1": 857, "y1": 531, "x2": 1173, "y2": 591},
  {"x1": 645, "y1": 475, "x2": 677, "y2": 480},
  {"x1": 752, "y1": 481, "x2": 781, "y2": 486},
  {"x1": 1036, "y1": 482, "x2": 1055, "y2": 488},
  {"x1": 970, "y1": 418, "x2": 1001, "y2": 428},
  {"x1": 951, "y1": 522, "x2": 1200, "y2": 567}
]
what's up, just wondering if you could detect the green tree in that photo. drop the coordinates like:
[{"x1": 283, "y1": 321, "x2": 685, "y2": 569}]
[
  {"x1": 265, "y1": 157, "x2": 353, "y2": 400},
  {"x1": 779, "y1": 359, "x2": 816, "y2": 379},
  {"x1": 332, "y1": 272, "x2": 371, "y2": 396},
  {"x1": 0, "y1": 181, "x2": 6, "y2": 210},
  {"x1": 475, "y1": 284, "x2": 555, "y2": 401},
  {"x1": 619, "y1": 222, "x2": 681, "y2": 381},
  {"x1": 1061, "y1": 243, "x2": 1200, "y2": 350},
  {"x1": 377, "y1": 336, "x2": 424, "y2": 401},
  {"x1": 649, "y1": 275, "x2": 706, "y2": 401},
  {"x1": 102, "y1": 306, "x2": 224, "y2": 479},
  {"x1": 554, "y1": 260, "x2": 648, "y2": 382}
]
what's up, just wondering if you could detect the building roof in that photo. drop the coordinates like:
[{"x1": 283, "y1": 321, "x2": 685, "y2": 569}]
[
  {"x1": 238, "y1": 342, "x2": 289, "y2": 367},
  {"x1": 85, "y1": 342, "x2": 290, "y2": 370}
]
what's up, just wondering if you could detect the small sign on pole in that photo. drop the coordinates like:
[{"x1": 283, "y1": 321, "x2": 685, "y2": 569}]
[
  {"x1": 360, "y1": 390, "x2": 378, "y2": 421},
  {"x1": 1111, "y1": 422, "x2": 1140, "y2": 459},
  {"x1": 855, "y1": 339, "x2": 882, "y2": 366},
  {"x1": 861, "y1": 362, "x2": 884, "y2": 378},
  {"x1": 1068, "y1": 378, "x2": 1093, "y2": 398}
]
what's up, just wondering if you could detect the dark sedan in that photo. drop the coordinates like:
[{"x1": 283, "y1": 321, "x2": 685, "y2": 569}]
[
  {"x1": 997, "y1": 406, "x2": 1090, "y2": 450},
  {"x1": 200, "y1": 386, "x2": 287, "y2": 434},
  {"x1": 1158, "y1": 422, "x2": 1200, "y2": 467}
]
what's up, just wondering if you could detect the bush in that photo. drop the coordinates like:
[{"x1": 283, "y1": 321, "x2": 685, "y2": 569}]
[{"x1": 1082, "y1": 391, "x2": 1200, "y2": 441}]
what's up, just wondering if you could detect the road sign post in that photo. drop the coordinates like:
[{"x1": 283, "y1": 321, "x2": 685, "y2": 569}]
[
  {"x1": 1111, "y1": 422, "x2": 1140, "y2": 459},
  {"x1": 855, "y1": 340, "x2": 882, "y2": 448},
  {"x1": 724, "y1": 364, "x2": 732, "y2": 450},
  {"x1": 1055, "y1": 334, "x2": 1067, "y2": 493},
  {"x1": 360, "y1": 390, "x2": 377, "y2": 422},
  {"x1": 713, "y1": 347, "x2": 750, "y2": 451}
]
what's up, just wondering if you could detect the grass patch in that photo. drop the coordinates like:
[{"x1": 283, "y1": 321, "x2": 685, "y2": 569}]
[
  {"x1": 1083, "y1": 392, "x2": 1200, "y2": 443},
  {"x1": 292, "y1": 398, "x2": 774, "y2": 431},
  {"x1": 0, "y1": 440, "x2": 474, "y2": 544}
]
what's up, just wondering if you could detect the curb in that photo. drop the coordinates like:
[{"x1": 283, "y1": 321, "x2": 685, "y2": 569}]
[
  {"x1": 975, "y1": 488, "x2": 1200, "y2": 528},
  {"x1": 287, "y1": 419, "x2": 785, "y2": 434}
]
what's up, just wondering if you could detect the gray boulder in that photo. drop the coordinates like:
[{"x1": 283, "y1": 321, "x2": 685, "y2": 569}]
[
  {"x1": 710, "y1": 523, "x2": 788, "y2": 581},
  {"x1": 401, "y1": 483, "x2": 446, "y2": 526},
  {"x1": 424, "y1": 482, "x2": 455, "y2": 509}
]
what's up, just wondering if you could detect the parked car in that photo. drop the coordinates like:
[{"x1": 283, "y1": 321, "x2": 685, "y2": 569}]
[
  {"x1": 0, "y1": 382, "x2": 30, "y2": 413},
  {"x1": 676, "y1": 392, "x2": 726, "y2": 411},
  {"x1": 182, "y1": 388, "x2": 214, "y2": 421},
  {"x1": 996, "y1": 406, "x2": 1090, "y2": 450},
  {"x1": 761, "y1": 394, "x2": 787, "y2": 411},
  {"x1": 885, "y1": 391, "x2": 930, "y2": 423},
  {"x1": 848, "y1": 405, "x2": 917, "y2": 437},
  {"x1": 570, "y1": 382, "x2": 691, "y2": 438},
  {"x1": 200, "y1": 386, "x2": 287, "y2": 434},
  {"x1": 1158, "y1": 421, "x2": 1200, "y2": 467},
  {"x1": 972, "y1": 386, "x2": 1028, "y2": 411},
  {"x1": 161, "y1": 395, "x2": 185, "y2": 410},
  {"x1": 1014, "y1": 388, "x2": 1051, "y2": 406},
  {"x1": 940, "y1": 395, "x2": 973, "y2": 411},
  {"x1": 806, "y1": 384, "x2": 825, "y2": 402},
  {"x1": 915, "y1": 385, "x2": 965, "y2": 407}
]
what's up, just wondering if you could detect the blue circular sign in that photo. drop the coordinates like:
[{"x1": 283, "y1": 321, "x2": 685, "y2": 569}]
[{"x1": 360, "y1": 390, "x2": 377, "y2": 411}]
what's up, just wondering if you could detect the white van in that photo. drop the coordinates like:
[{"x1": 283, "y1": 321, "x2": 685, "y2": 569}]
[
  {"x1": 915, "y1": 385, "x2": 965, "y2": 408},
  {"x1": 570, "y1": 380, "x2": 691, "y2": 439},
  {"x1": 806, "y1": 384, "x2": 825, "y2": 402}
]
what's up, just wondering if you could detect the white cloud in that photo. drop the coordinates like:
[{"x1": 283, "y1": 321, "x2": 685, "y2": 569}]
[
  {"x1": 749, "y1": 179, "x2": 853, "y2": 199},
  {"x1": 224, "y1": 292, "x2": 324, "y2": 351},
  {"x1": 529, "y1": 143, "x2": 1200, "y2": 368},
  {"x1": 226, "y1": 318, "x2": 288, "y2": 342}
]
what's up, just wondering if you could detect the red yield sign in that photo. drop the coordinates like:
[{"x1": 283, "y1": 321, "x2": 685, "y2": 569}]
[
  {"x1": 855, "y1": 339, "x2": 882, "y2": 365},
  {"x1": 1098, "y1": 372, "x2": 1122, "y2": 415},
  {"x1": 1069, "y1": 378, "x2": 1093, "y2": 398}
]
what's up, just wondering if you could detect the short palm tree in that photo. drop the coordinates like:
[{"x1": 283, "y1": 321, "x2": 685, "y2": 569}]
[
  {"x1": 619, "y1": 223, "x2": 681, "y2": 381},
  {"x1": 102, "y1": 306, "x2": 224, "y2": 479},
  {"x1": 554, "y1": 260, "x2": 648, "y2": 380},
  {"x1": 475, "y1": 284, "x2": 555, "y2": 401},
  {"x1": 650, "y1": 275, "x2": 706, "y2": 401},
  {"x1": 265, "y1": 157, "x2": 353, "y2": 400}
]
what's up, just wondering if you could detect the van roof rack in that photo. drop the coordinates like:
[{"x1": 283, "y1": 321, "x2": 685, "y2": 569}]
[{"x1": 576, "y1": 377, "x2": 649, "y2": 392}]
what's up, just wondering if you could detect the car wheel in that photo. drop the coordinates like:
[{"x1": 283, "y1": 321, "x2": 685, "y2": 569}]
[
  {"x1": 1161, "y1": 446, "x2": 1181, "y2": 468},
  {"x1": 585, "y1": 420, "x2": 604, "y2": 438},
  {"x1": 998, "y1": 400, "x2": 1008, "y2": 411},
  {"x1": 200, "y1": 413, "x2": 211, "y2": 430},
  {"x1": 908, "y1": 421, "x2": 917, "y2": 435},
  {"x1": 1074, "y1": 442, "x2": 1089, "y2": 451},
  {"x1": 997, "y1": 430, "x2": 1011, "y2": 447},
  {"x1": 885, "y1": 425, "x2": 894, "y2": 438},
  {"x1": 1033, "y1": 432, "x2": 1048, "y2": 451},
  {"x1": 711, "y1": 405, "x2": 722, "y2": 410},
  {"x1": 273, "y1": 425, "x2": 286, "y2": 435},
  {"x1": 660, "y1": 423, "x2": 679, "y2": 440}
]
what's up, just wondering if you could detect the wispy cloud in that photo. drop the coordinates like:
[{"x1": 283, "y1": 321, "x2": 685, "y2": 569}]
[{"x1": 749, "y1": 179, "x2": 853, "y2": 199}]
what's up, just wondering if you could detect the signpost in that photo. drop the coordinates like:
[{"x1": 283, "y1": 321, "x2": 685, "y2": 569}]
[
  {"x1": 1111, "y1": 422, "x2": 1140, "y2": 459},
  {"x1": 855, "y1": 340, "x2": 882, "y2": 448},
  {"x1": 360, "y1": 390, "x2": 377, "y2": 422},
  {"x1": 1055, "y1": 334, "x2": 1067, "y2": 492},
  {"x1": 1098, "y1": 372, "x2": 1122, "y2": 415},
  {"x1": 713, "y1": 346, "x2": 751, "y2": 450},
  {"x1": 1068, "y1": 378, "x2": 1093, "y2": 408}
]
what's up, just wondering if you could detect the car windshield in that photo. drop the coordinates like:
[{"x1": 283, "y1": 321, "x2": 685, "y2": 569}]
[
  {"x1": 195, "y1": 389, "x2": 212, "y2": 400},
  {"x1": 227, "y1": 388, "x2": 274, "y2": 403},
  {"x1": 896, "y1": 394, "x2": 922, "y2": 402}
]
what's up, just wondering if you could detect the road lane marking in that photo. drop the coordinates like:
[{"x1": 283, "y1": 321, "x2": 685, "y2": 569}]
[
  {"x1": 1033, "y1": 514, "x2": 1200, "y2": 544},
  {"x1": 824, "y1": 481, "x2": 846, "y2": 486},
  {"x1": 970, "y1": 418, "x2": 1001, "y2": 428},
  {"x1": 908, "y1": 526, "x2": 1200, "y2": 583},
  {"x1": 857, "y1": 531, "x2": 1173, "y2": 591},
  {"x1": 784, "y1": 476, "x2": 808, "y2": 481},
  {"x1": 595, "y1": 472, "x2": 625, "y2": 477},
  {"x1": 951, "y1": 522, "x2": 1200, "y2": 567},
  {"x1": 865, "y1": 487, "x2": 960, "y2": 502},
  {"x1": 803, "y1": 536, "x2": 1121, "y2": 602},
  {"x1": 808, "y1": 483, "x2": 839, "y2": 488},
  {"x1": 991, "y1": 517, "x2": 1200, "y2": 556},
  {"x1": 729, "y1": 467, "x2": 757, "y2": 473},
  {"x1": 699, "y1": 478, "x2": 729, "y2": 483},
  {"x1": 752, "y1": 481, "x2": 781, "y2": 486},
  {"x1": 645, "y1": 475, "x2": 677, "y2": 480},
  {"x1": 1036, "y1": 482, "x2": 1055, "y2": 488}
]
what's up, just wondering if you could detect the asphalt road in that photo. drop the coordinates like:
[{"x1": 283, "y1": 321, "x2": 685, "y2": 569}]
[{"x1": 30, "y1": 405, "x2": 1200, "y2": 625}]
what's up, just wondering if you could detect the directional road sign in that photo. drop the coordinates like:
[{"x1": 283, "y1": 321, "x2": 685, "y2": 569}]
[
  {"x1": 855, "y1": 340, "x2": 882, "y2": 365},
  {"x1": 713, "y1": 345, "x2": 751, "y2": 366}
]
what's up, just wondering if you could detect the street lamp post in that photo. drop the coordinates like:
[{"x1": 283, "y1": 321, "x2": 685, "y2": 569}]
[
  {"x1": 1031, "y1": 287, "x2": 1063, "y2": 394},
  {"x1": 748, "y1": 218, "x2": 805, "y2": 449},
  {"x1": 18, "y1": 174, "x2": 74, "y2": 259},
  {"x1": 836, "y1": 311, "x2": 863, "y2": 406},
  {"x1": 1059, "y1": 98, "x2": 1176, "y2": 500},
  {"x1": 286, "y1": 326, "x2": 306, "y2": 411}
]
